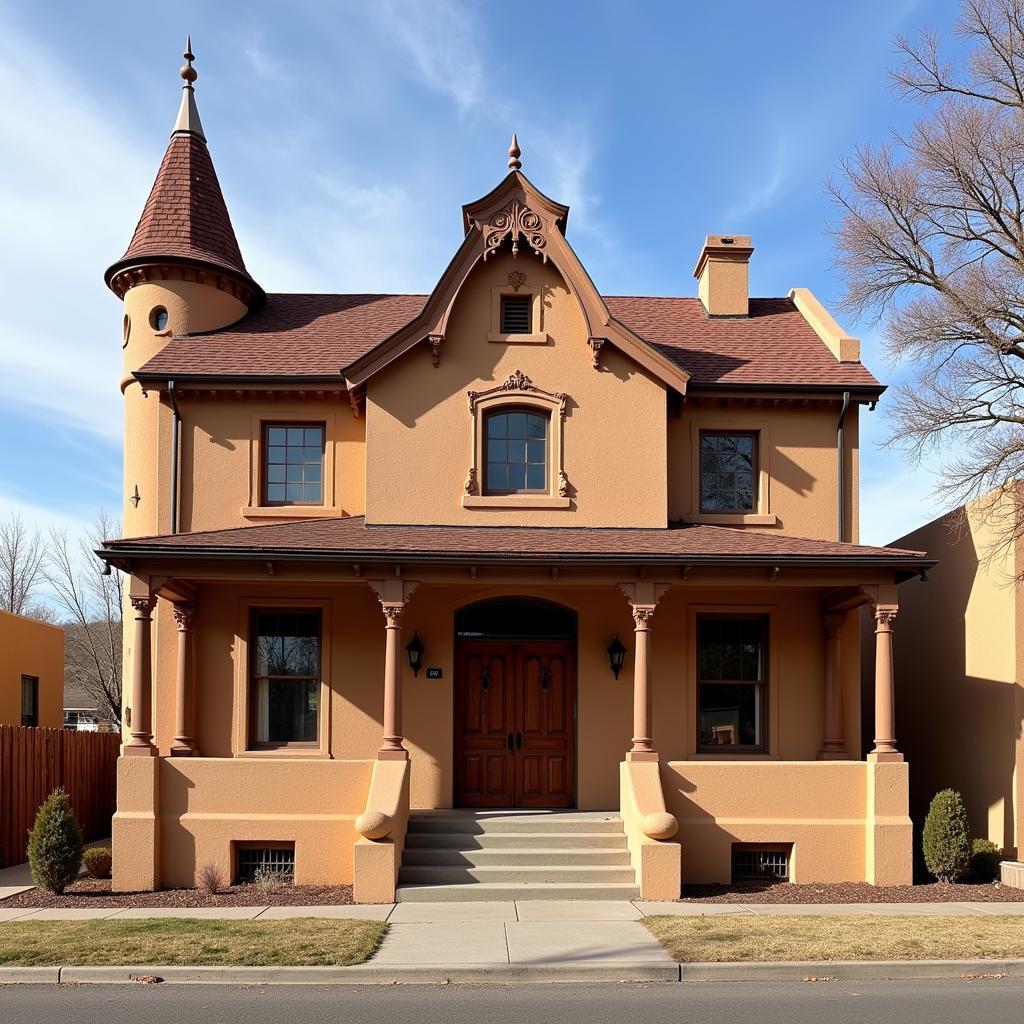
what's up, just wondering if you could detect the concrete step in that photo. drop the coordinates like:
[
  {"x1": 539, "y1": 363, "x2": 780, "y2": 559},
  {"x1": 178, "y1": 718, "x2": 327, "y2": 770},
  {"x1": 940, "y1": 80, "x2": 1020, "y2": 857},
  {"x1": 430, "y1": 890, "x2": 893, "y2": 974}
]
[
  {"x1": 395, "y1": 881, "x2": 641, "y2": 902},
  {"x1": 404, "y1": 831, "x2": 629, "y2": 850},
  {"x1": 407, "y1": 813, "x2": 624, "y2": 835},
  {"x1": 402, "y1": 847, "x2": 633, "y2": 868},
  {"x1": 398, "y1": 864, "x2": 638, "y2": 885}
]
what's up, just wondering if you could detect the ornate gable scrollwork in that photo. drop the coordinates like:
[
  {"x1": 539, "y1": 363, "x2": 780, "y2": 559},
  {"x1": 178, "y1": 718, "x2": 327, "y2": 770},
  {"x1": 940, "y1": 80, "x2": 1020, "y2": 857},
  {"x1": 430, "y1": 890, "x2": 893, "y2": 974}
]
[
  {"x1": 482, "y1": 200, "x2": 548, "y2": 262},
  {"x1": 467, "y1": 370, "x2": 568, "y2": 420}
]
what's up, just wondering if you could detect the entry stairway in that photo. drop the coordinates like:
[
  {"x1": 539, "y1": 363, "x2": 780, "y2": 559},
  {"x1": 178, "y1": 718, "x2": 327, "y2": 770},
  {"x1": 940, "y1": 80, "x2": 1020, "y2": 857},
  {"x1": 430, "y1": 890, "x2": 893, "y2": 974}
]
[{"x1": 397, "y1": 810, "x2": 640, "y2": 901}]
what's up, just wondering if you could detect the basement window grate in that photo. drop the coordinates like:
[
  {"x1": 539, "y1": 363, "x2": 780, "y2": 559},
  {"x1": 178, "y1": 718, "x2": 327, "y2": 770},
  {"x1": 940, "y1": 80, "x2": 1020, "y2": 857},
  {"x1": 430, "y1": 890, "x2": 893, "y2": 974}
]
[
  {"x1": 731, "y1": 844, "x2": 791, "y2": 883},
  {"x1": 500, "y1": 294, "x2": 532, "y2": 334},
  {"x1": 235, "y1": 843, "x2": 296, "y2": 884}
]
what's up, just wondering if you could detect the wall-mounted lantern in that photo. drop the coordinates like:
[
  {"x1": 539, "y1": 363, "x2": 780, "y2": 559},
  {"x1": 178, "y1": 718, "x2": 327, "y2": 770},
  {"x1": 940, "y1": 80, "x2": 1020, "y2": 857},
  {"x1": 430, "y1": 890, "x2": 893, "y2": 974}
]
[
  {"x1": 607, "y1": 634, "x2": 627, "y2": 679},
  {"x1": 406, "y1": 632, "x2": 425, "y2": 677}
]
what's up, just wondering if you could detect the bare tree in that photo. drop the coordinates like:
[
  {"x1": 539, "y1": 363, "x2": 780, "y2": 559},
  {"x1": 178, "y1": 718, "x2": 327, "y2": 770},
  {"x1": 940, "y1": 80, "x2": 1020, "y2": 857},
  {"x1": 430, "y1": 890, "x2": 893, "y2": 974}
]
[
  {"x1": 46, "y1": 511, "x2": 123, "y2": 724},
  {"x1": 829, "y1": 0, "x2": 1024, "y2": 563},
  {"x1": 0, "y1": 513, "x2": 47, "y2": 615}
]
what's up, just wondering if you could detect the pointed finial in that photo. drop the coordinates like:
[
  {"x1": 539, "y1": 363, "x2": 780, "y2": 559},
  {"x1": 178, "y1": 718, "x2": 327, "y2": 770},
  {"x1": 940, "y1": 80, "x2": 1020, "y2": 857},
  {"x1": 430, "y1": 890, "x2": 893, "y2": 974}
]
[
  {"x1": 181, "y1": 35, "x2": 197, "y2": 84},
  {"x1": 508, "y1": 133, "x2": 521, "y2": 171}
]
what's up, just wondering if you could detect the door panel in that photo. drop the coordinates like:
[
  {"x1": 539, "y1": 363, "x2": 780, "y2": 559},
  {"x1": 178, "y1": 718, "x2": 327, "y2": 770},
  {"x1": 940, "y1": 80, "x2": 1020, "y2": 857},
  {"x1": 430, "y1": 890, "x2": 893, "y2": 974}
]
[
  {"x1": 454, "y1": 645, "x2": 515, "y2": 807},
  {"x1": 455, "y1": 640, "x2": 575, "y2": 808}
]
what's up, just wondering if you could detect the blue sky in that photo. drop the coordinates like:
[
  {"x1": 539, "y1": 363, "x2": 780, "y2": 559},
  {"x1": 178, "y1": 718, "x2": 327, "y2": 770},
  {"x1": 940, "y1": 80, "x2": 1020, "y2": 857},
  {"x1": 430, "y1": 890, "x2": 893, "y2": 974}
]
[{"x1": 0, "y1": 0, "x2": 957, "y2": 545}]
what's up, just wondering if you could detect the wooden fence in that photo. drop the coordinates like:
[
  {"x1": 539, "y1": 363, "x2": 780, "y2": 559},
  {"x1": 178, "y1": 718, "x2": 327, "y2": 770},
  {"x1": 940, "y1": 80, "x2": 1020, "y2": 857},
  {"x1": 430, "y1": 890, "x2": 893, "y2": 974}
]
[{"x1": 0, "y1": 725, "x2": 121, "y2": 868}]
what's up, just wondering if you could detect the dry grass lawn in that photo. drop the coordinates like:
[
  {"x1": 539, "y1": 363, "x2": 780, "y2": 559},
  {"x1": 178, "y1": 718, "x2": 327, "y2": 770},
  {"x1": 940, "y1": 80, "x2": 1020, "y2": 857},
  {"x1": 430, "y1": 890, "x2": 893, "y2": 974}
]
[
  {"x1": 645, "y1": 914, "x2": 1024, "y2": 962},
  {"x1": 0, "y1": 918, "x2": 386, "y2": 967}
]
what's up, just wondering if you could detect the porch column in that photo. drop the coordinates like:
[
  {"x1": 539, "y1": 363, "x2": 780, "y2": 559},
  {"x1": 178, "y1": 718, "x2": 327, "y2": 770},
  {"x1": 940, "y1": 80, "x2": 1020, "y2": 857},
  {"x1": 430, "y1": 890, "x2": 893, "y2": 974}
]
[
  {"x1": 619, "y1": 582, "x2": 670, "y2": 763},
  {"x1": 368, "y1": 579, "x2": 420, "y2": 761},
  {"x1": 818, "y1": 613, "x2": 848, "y2": 759},
  {"x1": 869, "y1": 603, "x2": 902, "y2": 761},
  {"x1": 125, "y1": 595, "x2": 157, "y2": 756},
  {"x1": 170, "y1": 604, "x2": 197, "y2": 756}
]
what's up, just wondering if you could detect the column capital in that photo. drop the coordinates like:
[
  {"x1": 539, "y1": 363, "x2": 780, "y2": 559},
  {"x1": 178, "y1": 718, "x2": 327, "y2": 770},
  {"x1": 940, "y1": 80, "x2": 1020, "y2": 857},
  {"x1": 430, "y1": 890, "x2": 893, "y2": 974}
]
[
  {"x1": 130, "y1": 595, "x2": 156, "y2": 618},
  {"x1": 873, "y1": 604, "x2": 898, "y2": 630},
  {"x1": 631, "y1": 604, "x2": 658, "y2": 629},
  {"x1": 824, "y1": 612, "x2": 846, "y2": 638},
  {"x1": 172, "y1": 604, "x2": 194, "y2": 630},
  {"x1": 381, "y1": 603, "x2": 404, "y2": 627}
]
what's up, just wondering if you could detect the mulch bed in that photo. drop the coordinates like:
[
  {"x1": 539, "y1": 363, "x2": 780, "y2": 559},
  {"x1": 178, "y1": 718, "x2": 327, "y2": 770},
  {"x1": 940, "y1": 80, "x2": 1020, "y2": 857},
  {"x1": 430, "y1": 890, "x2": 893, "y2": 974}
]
[
  {"x1": 679, "y1": 881, "x2": 1024, "y2": 903},
  {"x1": 2, "y1": 877, "x2": 354, "y2": 909}
]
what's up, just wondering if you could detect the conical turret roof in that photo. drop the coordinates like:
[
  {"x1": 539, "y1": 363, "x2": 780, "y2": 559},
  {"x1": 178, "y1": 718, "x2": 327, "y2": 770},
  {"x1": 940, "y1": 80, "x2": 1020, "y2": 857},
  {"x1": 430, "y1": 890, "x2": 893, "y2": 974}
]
[{"x1": 105, "y1": 40, "x2": 261, "y2": 303}]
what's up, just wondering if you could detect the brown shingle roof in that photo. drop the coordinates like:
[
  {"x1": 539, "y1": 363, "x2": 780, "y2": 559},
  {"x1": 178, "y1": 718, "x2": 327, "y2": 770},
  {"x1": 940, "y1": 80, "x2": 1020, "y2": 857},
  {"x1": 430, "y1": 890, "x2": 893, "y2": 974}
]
[
  {"x1": 102, "y1": 516, "x2": 928, "y2": 566},
  {"x1": 106, "y1": 133, "x2": 257, "y2": 291},
  {"x1": 605, "y1": 296, "x2": 879, "y2": 388},
  {"x1": 135, "y1": 292, "x2": 881, "y2": 390}
]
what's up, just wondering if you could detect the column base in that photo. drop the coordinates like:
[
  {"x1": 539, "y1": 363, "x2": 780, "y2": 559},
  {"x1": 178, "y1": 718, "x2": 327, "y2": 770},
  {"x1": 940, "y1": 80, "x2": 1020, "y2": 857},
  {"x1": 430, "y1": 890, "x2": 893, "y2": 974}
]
[
  {"x1": 868, "y1": 750, "x2": 904, "y2": 763},
  {"x1": 625, "y1": 750, "x2": 659, "y2": 762},
  {"x1": 817, "y1": 750, "x2": 851, "y2": 760},
  {"x1": 377, "y1": 748, "x2": 409, "y2": 761},
  {"x1": 169, "y1": 742, "x2": 196, "y2": 757}
]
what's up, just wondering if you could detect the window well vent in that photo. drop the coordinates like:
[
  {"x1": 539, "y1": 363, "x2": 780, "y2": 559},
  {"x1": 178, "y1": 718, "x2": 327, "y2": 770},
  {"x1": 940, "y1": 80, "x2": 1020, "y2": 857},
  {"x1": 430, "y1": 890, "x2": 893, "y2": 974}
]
[
  {"x1": 500, "y1": 294, "x2": 532, "y2": 334},
  {"x1": 235, "y1": 843, "x2": 296, "y2": 883},
  {"x1": 731, "y1": 843, "x2": 791, "y2": 883}
]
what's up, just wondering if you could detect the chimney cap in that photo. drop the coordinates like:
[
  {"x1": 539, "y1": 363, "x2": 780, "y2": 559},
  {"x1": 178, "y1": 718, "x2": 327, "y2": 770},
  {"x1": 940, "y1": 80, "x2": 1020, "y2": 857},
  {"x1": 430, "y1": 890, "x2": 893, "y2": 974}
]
[{"x1": 693, "y1": 234, "x2": 754, "y2": 278}]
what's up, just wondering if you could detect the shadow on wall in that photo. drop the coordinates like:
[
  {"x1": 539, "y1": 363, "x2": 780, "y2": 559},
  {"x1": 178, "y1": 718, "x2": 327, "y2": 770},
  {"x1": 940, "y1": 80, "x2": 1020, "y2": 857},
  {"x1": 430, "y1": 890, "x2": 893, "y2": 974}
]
[{"x1": 863, "y1": 509, "x2": 1022, "y2": 858}]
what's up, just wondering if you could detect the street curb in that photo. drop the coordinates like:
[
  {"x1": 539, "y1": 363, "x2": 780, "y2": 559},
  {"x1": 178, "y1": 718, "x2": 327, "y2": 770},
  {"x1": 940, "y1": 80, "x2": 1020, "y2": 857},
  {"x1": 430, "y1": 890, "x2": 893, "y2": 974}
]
[
  {"x1": 54, "y1": 962, "x2": 680, "y2": 985},
  {"x1": 2, "y1": 959, "x2": 1023, "y2": 986},
  {"x1": 680, "y1": 958, "x2": 1024, "y2": 983}
]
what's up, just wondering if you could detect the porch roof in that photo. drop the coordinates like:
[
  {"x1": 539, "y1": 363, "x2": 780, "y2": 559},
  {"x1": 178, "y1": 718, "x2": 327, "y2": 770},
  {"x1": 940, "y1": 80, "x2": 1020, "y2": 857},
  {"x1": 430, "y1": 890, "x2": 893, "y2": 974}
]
[{"x1": 99, "y1": 515, "x2": 931, "y2": 574}]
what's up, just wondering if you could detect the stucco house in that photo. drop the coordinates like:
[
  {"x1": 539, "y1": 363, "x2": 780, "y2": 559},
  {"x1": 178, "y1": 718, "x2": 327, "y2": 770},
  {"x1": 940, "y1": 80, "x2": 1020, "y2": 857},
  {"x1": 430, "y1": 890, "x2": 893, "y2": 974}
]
[
  {"x1": 875, "y1": 486, "x2": 1024, "y2": 859},
  {"x1": 0, "y1": 610, "x2": 64, "y2": 730},
  {"x1": 98, "y1": 46, "x2": 933, "y2": 902}
]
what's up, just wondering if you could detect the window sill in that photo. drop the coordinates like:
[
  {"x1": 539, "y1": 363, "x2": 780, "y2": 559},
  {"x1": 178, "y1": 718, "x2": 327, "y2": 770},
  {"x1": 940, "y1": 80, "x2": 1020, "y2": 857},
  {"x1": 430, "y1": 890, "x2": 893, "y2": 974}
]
[
  {"x1": 487, "y1": 331, "x2": 549, "y2": 345},
  {"x1": 682, "y1": 513, "x2": 778, "y2": 526},
  {"x1": 240, "y1": 748, "x2": 330, "y2": 759},
  {"x1": 463, "y1": 495, "x2": 571, "y2": 510},
  {"x1": 242, "y1": 506, "x2": 337, "y2": 519}
]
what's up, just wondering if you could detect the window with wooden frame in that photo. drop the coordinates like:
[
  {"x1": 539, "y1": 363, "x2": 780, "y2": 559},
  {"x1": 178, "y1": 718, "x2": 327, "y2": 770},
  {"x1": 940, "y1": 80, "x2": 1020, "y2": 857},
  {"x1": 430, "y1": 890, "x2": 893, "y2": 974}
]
[
  {"x1": 697, "y1": 615, "x2": 767, "y2": 752},
  {"x1": 484, "y1": 407, "x2": 549, "y2": 494},
  {"x1": 699, "y1": 431, "x2": 758, "y2": 513},
  {"x1": 500, "y1": 294, "x2": 532, "y2": 334},
  {"x1": 249, "y1": 610, "x2": 321, "y2": 747},
  {"x1": 262, "y1": 424, "x2": 325, "y2": 506},
  {"x1": 21, "y1": 675, "x2": 38, "y2": 728}
]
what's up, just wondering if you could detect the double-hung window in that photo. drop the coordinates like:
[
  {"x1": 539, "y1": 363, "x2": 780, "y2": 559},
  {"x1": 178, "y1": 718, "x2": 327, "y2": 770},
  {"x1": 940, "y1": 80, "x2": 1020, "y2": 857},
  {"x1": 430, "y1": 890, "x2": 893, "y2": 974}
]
[
  {"x1": 697, "y1": 615, "x2": 767, "y2": 752},
  {"x1": 250, "y1": 610, "x2": 321, "y2": 747},
  {"x1": 263, "y1": 424, "x2": 325, "y2": 506},
  {"x1": 699, "y1": 431, "x2": 757, "y2": 513}
]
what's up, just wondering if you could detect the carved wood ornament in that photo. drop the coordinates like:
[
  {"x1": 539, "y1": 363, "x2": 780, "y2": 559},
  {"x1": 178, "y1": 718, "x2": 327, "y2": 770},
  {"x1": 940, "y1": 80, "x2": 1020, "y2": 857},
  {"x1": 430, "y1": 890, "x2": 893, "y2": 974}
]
[{"x1": 483, "y1": 201, "x2": 548, "y2": 262}]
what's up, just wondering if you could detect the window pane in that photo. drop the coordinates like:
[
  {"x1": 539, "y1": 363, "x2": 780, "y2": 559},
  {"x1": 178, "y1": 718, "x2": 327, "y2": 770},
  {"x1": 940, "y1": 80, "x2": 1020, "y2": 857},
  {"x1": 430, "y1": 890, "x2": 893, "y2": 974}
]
[
  {"x1": 488, "y1": 414, "x2": 507, "y2": 439},
  {"x1": 305, "y1": 462, "x2": 322, "y2": 482},
  {"x1": 700, "y1": 433, "x2": 756, "y2": 513},
  {"x1": 287, "y1": 427, "x2": 304, "y2": 445},
  {"x1": 267, "y1": 483, "x2": 286, "y2": 502},
  {"x1": 487, "y1": 463, "x2": 508, "y2": 489},
  {"x1": 303, "y1": 445, "x2": 321, "y2": 462},
  {"x1": 304, "y1": 427, "x2": 323, "y2": 446},
  {"x1": 527, "y1": 415, "x2": 546, "y2": 439},
  {"x1": 699, "y1": 618, "x2": 764, "y2": 683},
  {"x1": 526, "y1": 440, "x2": 545, "y2": 463},
  {"x1": 484, "y1": 409, "x2": 550, "y2": 493},
  {"x1": 487, "y1": 439, "x2": 507, "y2": 461},
  {"x1": 286, "y1": 483, "x2": 302, "y2": 501},
  {"x1": 699, "y1": 683, "x2": 761, "y2": 747},
  {"x1": 303, "y1": 483, "x2": 322, "y2": 502},
  {"x1": 264, "y1": 424, "x2": 325, "y2": 504},
  {"x1": 507, "y1": 412, "x2": 527, "y2": 438},
  {"x1": 267, "y1": 427, "x2": 287, "y2": 445},
  {"x1": 508, "y1": 439, "x2": 526, "y2": 463},
  {"x1": 526, "y1": 464, "x2": 545, "y2": 490},
  {"x1": 265, "y1": 678, "x2": 318, "y2": 743},
  {"x1": 267, "y1": 464, "x2": 286, "y2": 483},
  {"x1": 507, "y1": 464, "x2": 527, "y2": 490},
  {"x1": 268, "y1": 446, "x2": 287, "y2": 464}
]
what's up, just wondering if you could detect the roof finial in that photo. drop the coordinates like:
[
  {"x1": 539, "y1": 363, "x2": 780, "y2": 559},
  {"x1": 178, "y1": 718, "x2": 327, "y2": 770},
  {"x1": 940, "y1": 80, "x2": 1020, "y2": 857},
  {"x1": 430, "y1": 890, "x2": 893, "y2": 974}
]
[
  {"x1": 181, "y1": 35, "x2": 197, "y2": 85},
  {"x1": 508, "y1": 133, "x2": 521, "y2": 172}
]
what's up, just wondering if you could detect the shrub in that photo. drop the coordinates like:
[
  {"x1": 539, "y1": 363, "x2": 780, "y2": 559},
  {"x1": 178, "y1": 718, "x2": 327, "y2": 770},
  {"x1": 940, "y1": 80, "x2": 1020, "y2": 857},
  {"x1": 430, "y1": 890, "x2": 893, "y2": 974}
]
[
  {"x1": 196, "y1": 862, "x2": 226, "y2": 894},
  {"x1": 83, "y1": 847, "x2": 112, "y2": 880},
  {"x1": 27, "y1": 789, "x2": 83, "y2": 894},
  {"x1": 922, "y1": 789, "x2": 970, "y2": 883},
  {"x1": 969, "y1": 838, "x2": 1003, "y2": 882},
  {"x1": 253, "y1": 866, "x2": 292, "y2": 895}
]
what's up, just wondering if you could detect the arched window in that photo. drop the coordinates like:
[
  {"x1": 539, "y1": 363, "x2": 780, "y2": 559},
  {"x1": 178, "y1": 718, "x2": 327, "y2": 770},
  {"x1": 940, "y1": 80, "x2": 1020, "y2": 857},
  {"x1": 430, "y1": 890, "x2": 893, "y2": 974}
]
[{"x1": 484, "y1": 408, "x2": 549, "y2": 494}]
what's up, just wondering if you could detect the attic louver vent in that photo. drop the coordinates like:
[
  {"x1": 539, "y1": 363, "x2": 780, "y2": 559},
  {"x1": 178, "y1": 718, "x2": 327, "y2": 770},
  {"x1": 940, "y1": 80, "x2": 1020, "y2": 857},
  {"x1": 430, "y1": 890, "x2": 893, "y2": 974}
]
[{"x1": 501, "y1": 294, "x2": 532, "y2": 334}]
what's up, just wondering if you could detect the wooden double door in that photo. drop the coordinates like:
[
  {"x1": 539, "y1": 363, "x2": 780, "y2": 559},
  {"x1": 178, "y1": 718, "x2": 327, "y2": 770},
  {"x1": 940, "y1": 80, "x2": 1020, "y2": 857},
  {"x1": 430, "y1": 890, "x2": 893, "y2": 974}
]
[{"x1": 454, "y1": 641, "x2": 576, "y2": 808}]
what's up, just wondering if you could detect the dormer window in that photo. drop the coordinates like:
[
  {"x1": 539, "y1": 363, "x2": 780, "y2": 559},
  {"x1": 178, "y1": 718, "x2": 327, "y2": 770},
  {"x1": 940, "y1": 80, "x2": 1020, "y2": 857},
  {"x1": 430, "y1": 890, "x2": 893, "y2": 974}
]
[
  {"x1": 485, "y1": 408, "x2": 548, "y2": 494},
  {"x1": 500, "y1": 294, "x2": 532, "y2": 335}
]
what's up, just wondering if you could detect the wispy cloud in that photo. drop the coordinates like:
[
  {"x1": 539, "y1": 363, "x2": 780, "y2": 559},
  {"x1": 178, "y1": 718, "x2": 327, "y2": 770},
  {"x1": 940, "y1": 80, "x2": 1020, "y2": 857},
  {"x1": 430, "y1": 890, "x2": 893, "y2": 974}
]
[
  {"x1": 721, "y1": 141, "x2": 790, "y2": 226},
  {"x1": 370, "y1": 0, "x2": 484, "y2": 114}
]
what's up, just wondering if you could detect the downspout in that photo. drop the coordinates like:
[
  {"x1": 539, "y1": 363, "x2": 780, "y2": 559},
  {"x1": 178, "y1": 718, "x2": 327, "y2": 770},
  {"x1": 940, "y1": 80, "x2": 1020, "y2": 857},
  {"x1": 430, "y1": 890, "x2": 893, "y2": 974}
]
[
  {"x1": 168, "y1": 379, "x2": 181, "y2": 535},
  {"x1": 836, "y1": 390, "x2": 851, "y2": 542}
]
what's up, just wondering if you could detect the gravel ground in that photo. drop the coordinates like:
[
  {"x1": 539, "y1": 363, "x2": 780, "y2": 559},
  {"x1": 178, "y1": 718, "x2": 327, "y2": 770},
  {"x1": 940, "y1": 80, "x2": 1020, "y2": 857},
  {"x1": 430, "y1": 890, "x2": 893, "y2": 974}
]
[
  {"x1": 679, "y1": 881, "x2": 1023, "y2": 902},
  {"x1": 1, "y1": 877, "x2": 355, "y2": 909}
]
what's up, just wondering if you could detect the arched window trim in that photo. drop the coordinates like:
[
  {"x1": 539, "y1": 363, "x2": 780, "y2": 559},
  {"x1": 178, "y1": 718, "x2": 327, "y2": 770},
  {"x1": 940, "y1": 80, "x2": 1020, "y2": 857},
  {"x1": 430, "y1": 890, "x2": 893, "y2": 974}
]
[{"x1": 463, "y1": 370, "x2": 571, "y2": 510}]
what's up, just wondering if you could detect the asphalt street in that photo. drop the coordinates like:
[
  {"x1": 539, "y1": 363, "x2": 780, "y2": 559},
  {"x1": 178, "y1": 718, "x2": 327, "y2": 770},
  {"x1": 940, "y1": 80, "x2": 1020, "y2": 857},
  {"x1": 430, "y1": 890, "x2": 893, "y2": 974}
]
[{"x1": 2, "y1": 979, "x2": 1024, "y2": 1024}]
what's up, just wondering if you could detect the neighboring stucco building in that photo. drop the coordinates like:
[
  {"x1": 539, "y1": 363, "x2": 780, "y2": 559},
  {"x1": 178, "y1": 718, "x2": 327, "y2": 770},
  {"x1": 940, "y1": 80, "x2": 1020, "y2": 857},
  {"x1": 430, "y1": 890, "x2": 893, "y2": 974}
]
[
  {"x1": 0, "y1": 610, "x2": 64, "y2": 730},
  {"x1": 878, "y1": 487, "x2": 1024, "y2": 857},
  {"x1": 98, "y1": 46, "x2": 933, "y2": 901}
]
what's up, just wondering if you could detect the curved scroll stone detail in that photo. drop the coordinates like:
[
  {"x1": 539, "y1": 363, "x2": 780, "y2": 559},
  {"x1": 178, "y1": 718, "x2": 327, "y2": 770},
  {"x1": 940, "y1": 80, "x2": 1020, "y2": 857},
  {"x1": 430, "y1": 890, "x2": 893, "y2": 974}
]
[{"x1": 483, "y1": 200, "x2": 548, "y2": 262}]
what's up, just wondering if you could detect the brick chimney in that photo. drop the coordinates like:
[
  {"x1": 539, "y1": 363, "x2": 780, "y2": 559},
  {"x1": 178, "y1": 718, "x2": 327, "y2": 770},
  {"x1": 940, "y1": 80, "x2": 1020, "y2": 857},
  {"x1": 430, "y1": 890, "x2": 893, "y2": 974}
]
[{"x1": 693, "y1": 234, "x2": 754, "y2": 317}]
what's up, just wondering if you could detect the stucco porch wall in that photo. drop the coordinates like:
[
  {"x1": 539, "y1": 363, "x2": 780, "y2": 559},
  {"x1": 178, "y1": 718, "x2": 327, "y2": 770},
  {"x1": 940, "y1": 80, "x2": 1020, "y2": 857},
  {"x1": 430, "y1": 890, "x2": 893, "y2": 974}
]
[
  {"x1": 662, "y1": 760, "x2": 869, "y2": 883},
  {"x1": 153, "y1": 757, "x2": 373, "y2": 889}
]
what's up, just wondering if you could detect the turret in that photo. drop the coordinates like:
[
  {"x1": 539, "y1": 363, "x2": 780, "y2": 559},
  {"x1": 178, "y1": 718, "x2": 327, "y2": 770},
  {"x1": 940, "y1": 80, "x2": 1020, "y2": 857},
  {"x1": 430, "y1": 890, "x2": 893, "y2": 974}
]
[{"x1": 107, "y1": 39, "x2": 262, "y2": 538}]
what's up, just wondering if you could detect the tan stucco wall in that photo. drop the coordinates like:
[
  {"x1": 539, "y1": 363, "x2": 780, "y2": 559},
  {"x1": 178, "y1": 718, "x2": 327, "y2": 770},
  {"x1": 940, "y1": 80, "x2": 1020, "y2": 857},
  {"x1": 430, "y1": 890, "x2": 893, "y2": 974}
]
[
  {"x1": 364, "y1": 252, "x2": 669, "y2": 527},
  {"x1": 882, "y1": 493, "x2": 1022, "y2": 853},
  {"x1": 0, "y1": 610, "x2": 64, "y2": 729},
  {"x1": 669, "y1": 402, "x2": 859, "y2": 542}
]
